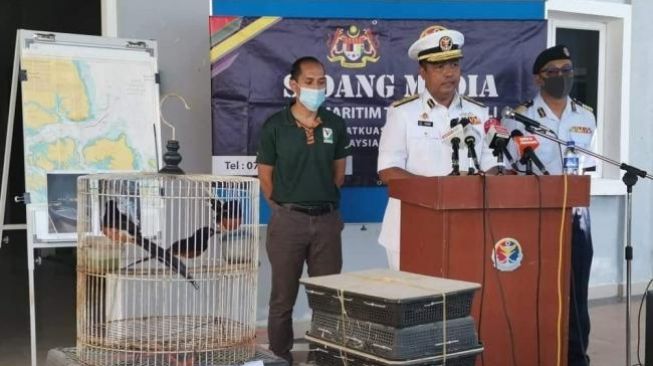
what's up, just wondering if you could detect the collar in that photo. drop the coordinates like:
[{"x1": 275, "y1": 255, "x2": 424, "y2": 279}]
[
  {"x1": 285, "y1": 101, "x2": 324, "y2": 126},
  {"x1": 421, "y1": 91, "x2": 462, "y2": 113},
  {"x1": 534, "y1": 92, "x2": 574, "y2": 120}
]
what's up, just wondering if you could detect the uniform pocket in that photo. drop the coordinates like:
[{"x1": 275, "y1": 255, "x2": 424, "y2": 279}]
[{"x1": 408, "y1": 125, "x2": 440, "y2": 140}]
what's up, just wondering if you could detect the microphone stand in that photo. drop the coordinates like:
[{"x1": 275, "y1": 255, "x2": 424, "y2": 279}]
[
  {"x1": 467, "y1": 148, "x2": 477, "y2": 175},
  {"x1": 521, "y1": 156, "x2": 534, "y2": 175},
  {"x1": 450, "y1": 139, "x2": 461, "y2": 176},
  {"x1": 493, "y1": 146, "x2": 505, "y2": 175},
  {"x1": 526, "y1": 126, "x2": 652, "y2": 366},
  {"x1": 465, "y1": 139, "x2": 481, "y2": 175}
]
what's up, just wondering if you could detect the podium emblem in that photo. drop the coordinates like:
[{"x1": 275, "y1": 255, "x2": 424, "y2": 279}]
[{"x1": 491, "y1": 238, "x2": 523, "y2": 272}]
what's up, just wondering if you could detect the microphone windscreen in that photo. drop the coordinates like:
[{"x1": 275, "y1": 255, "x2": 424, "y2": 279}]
[
  {"x1": 501, "y1": 106, "x2": 514, "y2": 119},
  {"x1": 510, "y1": 129, "x2": 524, "y2": 138},
  {"x1": 484, "y1": 117, "x2": 500, "y2": 133},
  {"x1": 442, "y1": 124, "x2": 465, "y2": 145},
  {"x1": 514, "y1": 135, "x2": 540, "y2": 156}
]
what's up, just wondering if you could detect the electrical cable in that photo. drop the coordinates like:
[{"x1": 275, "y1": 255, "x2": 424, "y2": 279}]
[{"x1": 483, "y1": 176, "x2": 518, "y2": 366}]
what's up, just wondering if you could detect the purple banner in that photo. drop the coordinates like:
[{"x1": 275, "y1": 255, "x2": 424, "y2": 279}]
[{"x1": 211, "y1": 18, "x2": 546, "y2": 186}]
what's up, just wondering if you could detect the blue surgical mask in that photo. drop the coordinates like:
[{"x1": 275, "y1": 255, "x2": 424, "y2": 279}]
[{"x1": 298, "y1": 87, "x2": 326, "y2": 112}]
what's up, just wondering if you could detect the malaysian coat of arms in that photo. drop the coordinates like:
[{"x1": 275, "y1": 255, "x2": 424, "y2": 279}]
[{"x1": 327, "y1": 25, "x2": 380, "y2": 68}]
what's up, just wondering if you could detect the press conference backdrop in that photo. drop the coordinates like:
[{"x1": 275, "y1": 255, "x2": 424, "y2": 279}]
[{"x1": 210, "y1": 1, "x2": 546, "y2": 222}]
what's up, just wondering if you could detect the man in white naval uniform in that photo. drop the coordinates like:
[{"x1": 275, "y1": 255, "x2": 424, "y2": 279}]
[
  {"x1": 503, "y1": 45, "x2": 596, "y2": 366},
  {"x1": 377, "y1": 25, "x2": 500, "y2": 270}
]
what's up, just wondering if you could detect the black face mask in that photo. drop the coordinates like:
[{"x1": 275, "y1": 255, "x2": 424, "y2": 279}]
[{"x1": 542, "y1": 75, "x2": 574, "y2": 99}]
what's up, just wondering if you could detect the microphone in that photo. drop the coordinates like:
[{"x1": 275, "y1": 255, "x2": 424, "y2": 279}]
[
  {"x1": 511, "y1": 130, "x2": 550, "y2": 175},
  {"x1": 484, "y1": 117, "x2": 510, "y2": 151},
  {"x1": 502, "y1": 106, "x2": 554, "y2": 134},
  {"x1": 442, "y1": 123, "x2": 464, "y2": 175},
  {"x1": 443, "y1": 123, "x2": 464, "y2": 146},
  {"x1": 457, "y1": 117, "x2": 471, "y2": 128},
  {"x1": 484, "y1": 117, "x2": 511, "y2": 173},
  {"x1": 463, "y1": 125, "x2": 481, "y2": 173}
]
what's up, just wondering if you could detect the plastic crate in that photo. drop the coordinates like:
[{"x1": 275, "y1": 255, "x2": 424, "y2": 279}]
[
  {"x1": 308, "y1": 339, "x2": 482, "y2": 366},
  {"x1": 301, "y1": 269, "x2": 479, "y2": 328},
  {"x1": 304, "y1": 285, "x2": 475, "y2": 328},
  {"x1": 307, "y1": 312, "x2": 479, "y2": 360}
]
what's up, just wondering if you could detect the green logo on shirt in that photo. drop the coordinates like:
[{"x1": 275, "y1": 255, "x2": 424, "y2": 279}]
[{"x1": 323, "y1": 127, "x2": 334, "y2": 144}]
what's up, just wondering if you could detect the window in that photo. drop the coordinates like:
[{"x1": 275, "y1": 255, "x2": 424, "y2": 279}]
[{"x1": 547, "y1": 0, "x2": 631, "y2": 195}]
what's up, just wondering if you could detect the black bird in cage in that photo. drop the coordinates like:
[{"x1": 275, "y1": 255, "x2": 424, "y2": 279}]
[
  {"x1": 101, "y1": 200, "x2": 199, "y2": 289},
  {"x1": 131, "y1": 199, "x2": 243, "y2": 265},
  {"x1": 166, "y1": 199, "x2": 243, "y2": 258},
  {"x1": 211, "y1": 198, "x2": 243, "y2": 231},
  {"x1": 166, "y1": 226, "x2": 215, "y2": 258}
]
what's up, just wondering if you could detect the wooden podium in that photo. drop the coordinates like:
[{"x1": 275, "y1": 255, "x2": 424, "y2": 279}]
[{"x1": 389, "y1": 175, "x2": 590, "y2": 366}]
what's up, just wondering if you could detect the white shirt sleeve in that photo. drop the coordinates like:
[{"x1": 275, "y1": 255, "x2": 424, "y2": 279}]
[{"x1": 377, "y1": 106, "x2": 408, "y2": 172}]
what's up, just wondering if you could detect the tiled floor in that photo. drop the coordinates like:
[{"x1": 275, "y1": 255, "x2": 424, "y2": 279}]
[
  {"x1": 257, "y1": 297, "x2": 653, "y2": 366},
  {"x1": 260, "y1": 299, "x2": 649, "y2": 366},
  {"x1": 587, "y1": 298, "x2": 648, "y2": 366}
]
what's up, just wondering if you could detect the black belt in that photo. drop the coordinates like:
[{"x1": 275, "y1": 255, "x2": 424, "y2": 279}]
[{"x1": 279, "y1": 203, "x2": 336, "y2": 216}]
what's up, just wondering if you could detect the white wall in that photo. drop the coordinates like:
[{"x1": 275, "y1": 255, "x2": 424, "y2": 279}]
[
  {"x1": 626, "y1": 0, "x2": 653, "y2": 286},
  {"x1": 588, "y1": 0, "x2": 653, "y2": 296},
  {"x1": 116, "y1": 0, "x2": 213, "y2": 174}
]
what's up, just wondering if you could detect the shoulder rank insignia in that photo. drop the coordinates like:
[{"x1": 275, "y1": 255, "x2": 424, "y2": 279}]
[
  {"x1": 462, "y1": 96, "x2": 486, "y2": 108},
  {"x1": 572, "y1": 99, "x2": 594, "y2": 113},
  {"x1": 391, "y1": 94, "x2": 419, "y2": 108},
  {"x1": 537, "y1": 107, "x2": 546, "y2": 117}
]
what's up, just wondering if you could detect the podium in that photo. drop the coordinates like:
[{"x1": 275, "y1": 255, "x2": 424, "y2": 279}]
[{"x1": 389, "y1": 175, "x2": 590, "y2": 366}]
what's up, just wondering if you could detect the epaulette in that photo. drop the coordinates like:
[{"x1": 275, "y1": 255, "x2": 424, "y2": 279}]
[
  {"x1": 514, "y1": 100, "x2": 533, "y2": 114},
  {"x1": 391, "y1": 94, "x2": 419, "y2": 108},
  {"x1": 572, "y1": 99, "x2": 593, "y2": 113},
  {"x1": 461, "y1": 96, "x2": 486, "y2": 108}
]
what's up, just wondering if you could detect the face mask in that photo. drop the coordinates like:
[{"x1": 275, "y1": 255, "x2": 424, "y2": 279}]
[
  {"x1": 298, "y1": 87, "x2": 326, "y2": 112},
  {"x1": 542, "y1": 75, "x2": 574, "y2": 99}
]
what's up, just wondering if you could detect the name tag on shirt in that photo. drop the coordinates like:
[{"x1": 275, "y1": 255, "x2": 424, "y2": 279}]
[
  {"x1": 418, "y1": 120, "x2": 433, "y2": 127},
  {"x1": 570, "y1": 126, "x2": 592, "y2": 134}
]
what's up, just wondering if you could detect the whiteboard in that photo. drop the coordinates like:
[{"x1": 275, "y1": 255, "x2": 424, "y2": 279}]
[{"x1": 16, "y1": 29, "x2": 163, "y2": 240}]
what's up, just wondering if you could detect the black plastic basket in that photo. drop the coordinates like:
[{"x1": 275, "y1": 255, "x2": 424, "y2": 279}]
[
  {"x1": 308, "y1": 312, "x2": 479, "y2": 361},
  {"x1": 308, "y1": 340, "x2": 482, "y2": 366},
  {"x1": 304, "y1": 284, "x2": 475, "y2": 328}
]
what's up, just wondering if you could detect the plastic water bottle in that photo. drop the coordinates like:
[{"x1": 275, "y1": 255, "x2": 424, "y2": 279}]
[{"x1": 563, "y1": 141, "x2": 579, "y2": 175}]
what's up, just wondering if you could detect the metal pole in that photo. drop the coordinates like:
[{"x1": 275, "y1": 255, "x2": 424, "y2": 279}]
[
  {"x1": 625, "y1": 189, "x2": 632, "y2": 366},
  {"x1": 622, "y1": 175, "x2": 636, "y2": 366},
  {"x1": 26, "y1": 207, "x2": 38, "y2": 366},
  {"x1": 0, "y1": 32, "x2": 22, "y2": 242}
]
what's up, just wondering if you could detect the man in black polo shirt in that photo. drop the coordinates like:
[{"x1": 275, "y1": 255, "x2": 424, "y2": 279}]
[{"x1": 256, "y1": 56, "x2": 350, "y2": 363}]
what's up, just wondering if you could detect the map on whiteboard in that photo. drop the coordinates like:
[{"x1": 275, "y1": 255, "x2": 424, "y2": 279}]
[{"x1": 20, "y1": 55, "x2": 160, "y2": 205}]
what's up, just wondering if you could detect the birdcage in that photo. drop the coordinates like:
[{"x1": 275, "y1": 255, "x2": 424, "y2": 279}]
[{"x1": 75, "y1": 173, "x2": 259, "y2": 366}]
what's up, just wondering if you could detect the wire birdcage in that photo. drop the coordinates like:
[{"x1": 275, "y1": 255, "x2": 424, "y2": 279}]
[{"x1": 76, "y1": 173, "x2": 260, "y2": 366}]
